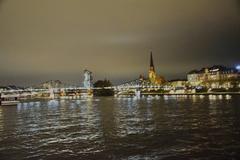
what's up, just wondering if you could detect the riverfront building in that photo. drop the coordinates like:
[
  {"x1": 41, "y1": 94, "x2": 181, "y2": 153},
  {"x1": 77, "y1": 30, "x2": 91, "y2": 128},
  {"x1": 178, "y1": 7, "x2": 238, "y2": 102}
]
[{"x1": 187, "y1": 65, "x2": 239, "y2": 88}]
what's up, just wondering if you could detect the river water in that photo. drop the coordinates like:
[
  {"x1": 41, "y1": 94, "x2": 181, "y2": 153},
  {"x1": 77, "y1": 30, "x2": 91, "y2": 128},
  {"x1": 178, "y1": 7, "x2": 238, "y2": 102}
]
[{"x1": 0, "y1": 95, "x2": 239, "y2": 160}]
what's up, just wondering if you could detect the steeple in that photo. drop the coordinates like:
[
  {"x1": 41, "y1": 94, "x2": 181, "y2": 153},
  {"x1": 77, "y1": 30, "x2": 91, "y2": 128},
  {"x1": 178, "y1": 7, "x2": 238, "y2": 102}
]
[{"x1": 150, "y1": 51, "x2": 155, "y2": 72}]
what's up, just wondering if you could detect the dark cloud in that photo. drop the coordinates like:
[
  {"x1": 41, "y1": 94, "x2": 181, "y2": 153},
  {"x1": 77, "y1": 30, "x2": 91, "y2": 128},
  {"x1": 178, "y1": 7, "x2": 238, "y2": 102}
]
[{"x1": 0, "y1": 0, "x2": 239, "y2": 86}]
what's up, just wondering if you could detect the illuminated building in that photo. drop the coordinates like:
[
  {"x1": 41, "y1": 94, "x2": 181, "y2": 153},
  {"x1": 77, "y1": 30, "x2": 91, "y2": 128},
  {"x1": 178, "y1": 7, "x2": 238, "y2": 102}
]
[
  {"x1": 148, "y1": 52, "x2": 165, "y2": 85},
  {"x1": 187, "y1": 65, "x2": 239, "y2": 88},
  {"x1": 168, "y1": 79, "x2": 188, "y2": 88},
  {"x1": 148, "y1": 52, "x2": 156, "y2": 84},
  {"x1": 83, "y1": 70, "x2": 93, "y2": 89}
]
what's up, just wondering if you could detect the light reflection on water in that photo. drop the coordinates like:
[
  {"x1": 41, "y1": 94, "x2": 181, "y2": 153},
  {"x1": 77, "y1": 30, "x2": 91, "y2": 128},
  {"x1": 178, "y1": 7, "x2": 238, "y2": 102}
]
[{"x1": 0, "y1": 95, "x2": 240, "y2": 160}]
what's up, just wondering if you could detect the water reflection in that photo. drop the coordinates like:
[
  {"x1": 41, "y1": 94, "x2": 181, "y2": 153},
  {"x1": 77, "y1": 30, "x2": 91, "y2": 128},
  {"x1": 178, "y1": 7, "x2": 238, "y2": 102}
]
[
  {"x1": 0, "y1": 107, "x2": 3, "y2": 133},
  {"x1": 0, "y1": 96, "x2": 239, "y2": 159}
]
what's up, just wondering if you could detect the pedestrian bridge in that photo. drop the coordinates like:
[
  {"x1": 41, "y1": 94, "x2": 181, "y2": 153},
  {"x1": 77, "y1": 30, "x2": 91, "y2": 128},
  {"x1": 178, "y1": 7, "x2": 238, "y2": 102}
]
[{"x1": 0, "y1": 78, "x2": 164, "y2": 98}]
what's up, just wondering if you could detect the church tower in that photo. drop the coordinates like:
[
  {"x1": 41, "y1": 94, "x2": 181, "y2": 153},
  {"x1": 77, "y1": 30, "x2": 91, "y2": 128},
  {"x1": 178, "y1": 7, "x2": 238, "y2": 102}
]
[
  {"x1": 150, "y1": 51, "x2": 155, "y2": 72},
  {"x1": 149, "y1": 52, "x2": 157, "y2": 84}
]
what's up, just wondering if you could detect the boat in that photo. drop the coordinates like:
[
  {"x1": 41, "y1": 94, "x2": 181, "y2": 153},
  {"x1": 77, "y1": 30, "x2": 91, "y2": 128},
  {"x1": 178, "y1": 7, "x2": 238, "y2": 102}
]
[{"x1": 0, "y1": 93, "x2": 20, "y2": 106}]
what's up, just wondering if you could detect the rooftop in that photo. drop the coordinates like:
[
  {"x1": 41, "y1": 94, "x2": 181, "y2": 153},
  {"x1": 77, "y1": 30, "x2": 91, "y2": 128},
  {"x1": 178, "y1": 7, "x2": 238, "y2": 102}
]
[{"x1": 188, "y1": 65, "x2": 238, "y2": 74}]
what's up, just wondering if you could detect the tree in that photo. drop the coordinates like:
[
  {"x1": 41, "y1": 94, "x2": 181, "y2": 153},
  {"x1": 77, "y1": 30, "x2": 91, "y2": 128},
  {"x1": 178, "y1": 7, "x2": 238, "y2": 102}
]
[
  {"x1": 94, "y1": 79, "x2": 112, "y2": 88},
  {"x1": 93, "y1": 79, "x2": 114, "y2": 96}
]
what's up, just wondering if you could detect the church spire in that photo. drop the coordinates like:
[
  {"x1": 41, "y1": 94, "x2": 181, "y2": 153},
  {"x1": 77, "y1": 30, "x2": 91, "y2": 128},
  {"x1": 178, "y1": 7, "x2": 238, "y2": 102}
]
[{"x1": 150, "y1": 51, "x2": 155, "y2": 72}]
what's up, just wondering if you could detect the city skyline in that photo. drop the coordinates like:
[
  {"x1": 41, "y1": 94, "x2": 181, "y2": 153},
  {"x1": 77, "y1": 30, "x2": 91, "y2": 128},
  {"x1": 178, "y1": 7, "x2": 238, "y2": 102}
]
[{"x1": 0, "y1": 0, "x2": 240, "y2": 86}]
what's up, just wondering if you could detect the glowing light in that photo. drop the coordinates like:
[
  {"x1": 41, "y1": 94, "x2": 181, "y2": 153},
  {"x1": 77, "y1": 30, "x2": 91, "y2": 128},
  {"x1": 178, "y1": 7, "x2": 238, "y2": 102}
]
[
  {"x1": 236, "y1": 65, "x2": 240, "y2": 70},
  {"x1": 226, "y1": 94, "x2": 232, "y2": 100},
  {"x1": 210, "y1": 69, "x2": 219, "y2": 72}
]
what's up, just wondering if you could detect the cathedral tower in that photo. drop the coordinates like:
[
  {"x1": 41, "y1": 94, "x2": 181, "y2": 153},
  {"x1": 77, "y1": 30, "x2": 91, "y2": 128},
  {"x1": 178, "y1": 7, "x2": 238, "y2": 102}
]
[
  {"x1": 150, "y1": 51, "x2": 155, "y2": 72},
  {"x1": 149, "y1": 52, "x2": 157, "y2": 84}
]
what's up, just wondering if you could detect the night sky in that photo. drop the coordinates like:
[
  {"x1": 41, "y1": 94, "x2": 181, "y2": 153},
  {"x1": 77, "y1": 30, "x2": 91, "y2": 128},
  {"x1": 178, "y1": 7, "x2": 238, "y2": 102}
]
[{"x1": 0, "y1": 0, "x2": 239, "y2": 86}]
